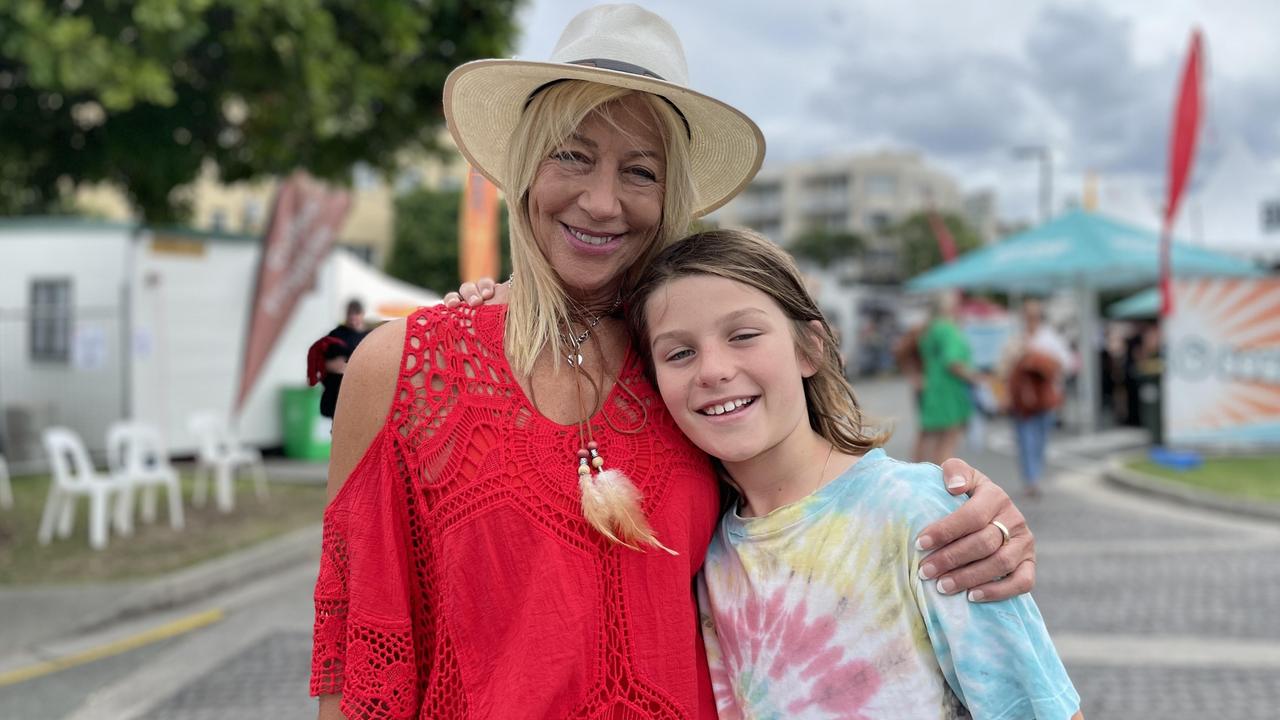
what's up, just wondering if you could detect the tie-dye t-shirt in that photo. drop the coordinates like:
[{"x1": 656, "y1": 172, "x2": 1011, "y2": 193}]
[{"x1": 698, "y1": 449, "x2": 1079, "y2": 719}]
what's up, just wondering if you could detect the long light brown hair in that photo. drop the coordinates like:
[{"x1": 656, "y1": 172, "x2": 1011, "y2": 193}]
[{"x1": 627, "y1": 229, "x2": 890, "y2": 457}]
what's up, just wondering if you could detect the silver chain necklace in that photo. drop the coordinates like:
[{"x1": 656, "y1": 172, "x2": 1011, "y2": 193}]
[{"x1": 560, "y1": 296, "x2": 621, "y2": 367}]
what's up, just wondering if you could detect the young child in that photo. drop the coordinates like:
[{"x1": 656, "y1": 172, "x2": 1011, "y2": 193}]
[{"x1": 627, "y1": 229, "x2": 1082, "y2": 720}]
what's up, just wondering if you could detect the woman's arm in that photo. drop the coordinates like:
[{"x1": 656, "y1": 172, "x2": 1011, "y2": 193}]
[
  {"x1": 447, "y1": 281, "x2": 1038, "y2": 604},
  {"x1": 326, "y1": 319, "x2": 404, "y2": 499},
  {"x1": 948, "y1": 361, "x2": 978, "y2": 385},
  {"x1": 318, "y1": 695, "x2": 345, "y2": 720},
  {"x1": 315, "y1": 320, "x2": 404, "y2": 720},
  {"x1": 916, "y1": 458, "x2": 1035, "y2": 602}
]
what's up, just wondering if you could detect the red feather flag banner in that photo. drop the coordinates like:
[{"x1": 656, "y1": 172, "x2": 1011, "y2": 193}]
[
  {"x1": 928, "y1": 211, "x2": 958, "y2": 263},
  {"x1": 1160, "y1": 29, "x2": 1205, "y2": 317},
  {"x1": 235, "y1": 171, "x2": 352, "y2": 414}
]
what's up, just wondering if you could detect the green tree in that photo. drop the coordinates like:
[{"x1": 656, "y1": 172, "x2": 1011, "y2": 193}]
[
  {"x1": 888, "y1": 212, "x2": 983, "y2": 278},
  {"x1": 0, "y1": 0, "x2": 520, "y2": 222},
  {"x1": 787, "y1": 228, "x2": 866, "y2": 267},
  {"x1": 386, "y1": 186, "x2": 511, "y2": 294}
]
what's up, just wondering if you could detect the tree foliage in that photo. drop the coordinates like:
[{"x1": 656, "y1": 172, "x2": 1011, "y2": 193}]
[
  {"x1": 787, "y1": 228, "x2": 866, "y2": 267},
  {"x1": 888, "y1": 212, "x2": 983, "y2": 279},
  {"x1": 0, "y1": 0, "x2": 520, "y2": 222},
  {"x1": 387, "y1": 186, "x2": 511, "y2": 294}
]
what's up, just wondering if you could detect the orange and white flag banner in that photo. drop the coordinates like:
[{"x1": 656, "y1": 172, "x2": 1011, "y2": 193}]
[{"x1": 460, "y1": 165, "x2": 500, "y2": 283}]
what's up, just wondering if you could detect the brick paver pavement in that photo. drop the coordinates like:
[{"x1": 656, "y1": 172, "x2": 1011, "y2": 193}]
[{"x1": 84, "y1": 380, "x2": 1280, "y2": 718}]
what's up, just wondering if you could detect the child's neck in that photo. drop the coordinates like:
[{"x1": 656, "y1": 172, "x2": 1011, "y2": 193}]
[{"x1": 723, "y1": 427, "x2": 858, "y2": 518}]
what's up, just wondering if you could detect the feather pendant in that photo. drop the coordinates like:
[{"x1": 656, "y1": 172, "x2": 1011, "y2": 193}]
[
  {"x1": 579, "y1": 471, "x2": 629, "y2": 548},
  {"x1": 592, "y1": 469, "x2": 678, "y2": 556}
]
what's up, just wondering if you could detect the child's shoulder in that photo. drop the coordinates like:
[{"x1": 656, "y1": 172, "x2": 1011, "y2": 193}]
[
  {"x1": 860, "y1": 450, "x2": 947, "y2": 491},
  {"x1": 858, "y1": 451, "x2": 964, "y2": 525}
]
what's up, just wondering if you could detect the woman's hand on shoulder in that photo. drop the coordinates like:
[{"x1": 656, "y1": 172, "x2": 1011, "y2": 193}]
[
  {"x1": 915, "y1": 458, "x2": 1035, "y2": 603},
  {"x1": 327, "y1": 318, "x2": 406, "y2": 501},
  {"x1": 442, "y1": 277, "x2": 508, "y2": 308}
]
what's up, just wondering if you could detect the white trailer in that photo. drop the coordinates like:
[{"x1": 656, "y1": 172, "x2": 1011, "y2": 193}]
[{"x1": 0, "y1": 217, "x2": 440, "y2": 465}]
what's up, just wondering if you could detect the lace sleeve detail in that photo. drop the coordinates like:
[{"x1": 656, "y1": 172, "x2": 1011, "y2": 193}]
[
  {"x1": 310, "y1": 424, "x2": 420, "y2": 718},
  {"x1": 310, "y1": 306, "x2": 470, "y2": 718},
  {"x1": 311, "y1": 482, "x2": 352, "y2": 696}
]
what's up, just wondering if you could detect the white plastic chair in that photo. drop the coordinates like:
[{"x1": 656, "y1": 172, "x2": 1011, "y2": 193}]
[
  {"x1": 187, "y1": 412, "x2": 268, "y2": 513},
  {"x1": 106, "y1": 422, "x2": 185, "y2": 532},
  {"x1": 38, "y1": 427, "x2": 128, "y2": 550},
  {"x1": 0, "y1": 453, "x2": 12, "y2": 509}
]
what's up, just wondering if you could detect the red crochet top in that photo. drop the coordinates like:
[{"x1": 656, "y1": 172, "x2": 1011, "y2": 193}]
[{"x1": 311, "y1": 305, "x2": 721, "y2": 719}]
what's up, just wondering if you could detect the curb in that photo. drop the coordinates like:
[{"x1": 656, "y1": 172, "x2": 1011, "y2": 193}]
[
  {"x1": 71, "y1": 522, "x2": 321, "y2": 636},
  {"x1": 1103, "y1": 461, "x2": 1280, "y2": 522}
]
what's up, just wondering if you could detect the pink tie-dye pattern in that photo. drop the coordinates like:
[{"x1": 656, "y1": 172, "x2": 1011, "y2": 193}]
[
  {"x1": 707, "y1": 662, "x2": 744, "y2": 720},
  {"x1": 713, "y1": 586, "x2": 881, "y2": 719},
  {"x1": 788, "y1": 658, "x2": 880, "y2": 716}
]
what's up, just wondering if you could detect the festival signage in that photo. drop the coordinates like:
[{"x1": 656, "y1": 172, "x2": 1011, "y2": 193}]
[
  {"x1": 235, "y1": 171, "x2": 352, "y2": 413},
  {"x1": 1164, "y1": 277, "x2": 1280, "y2": 446}
]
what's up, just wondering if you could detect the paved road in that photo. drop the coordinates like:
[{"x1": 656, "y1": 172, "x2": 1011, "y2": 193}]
[
  {"x1": 0, "y1": 558, "x2": 319, "y2": 720},
  {"x1": 3, "y1": 377, "x2": 1277, "y2": 719},
  {"x1": 866, "y1": 377, "x2": 1280, "y2": 720}
]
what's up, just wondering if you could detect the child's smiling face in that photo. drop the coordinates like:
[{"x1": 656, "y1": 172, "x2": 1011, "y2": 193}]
[{"x1": 644, "y1": 274, "x2": 817, "y2": 465}]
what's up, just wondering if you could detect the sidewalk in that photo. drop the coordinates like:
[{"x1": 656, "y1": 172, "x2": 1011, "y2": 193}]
[
  {"x1": 0, "y1": 458, "x2": 326, "y2": 678},
  {"x1": 5, "y1": 380, "x2": 1278, "y2": 719},
  {"x1": 6, "y1": 414, "x2": 1256, "y2": 672}
]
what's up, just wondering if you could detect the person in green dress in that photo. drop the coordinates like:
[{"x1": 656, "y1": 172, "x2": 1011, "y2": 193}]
[{"x1": 918, "y1": 292, "x2": 978, "y2": 464}]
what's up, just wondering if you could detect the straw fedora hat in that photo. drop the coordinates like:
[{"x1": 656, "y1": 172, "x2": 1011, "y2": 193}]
[{"x1": 443, "y1": 3, "x2": 765, "y2": 217}]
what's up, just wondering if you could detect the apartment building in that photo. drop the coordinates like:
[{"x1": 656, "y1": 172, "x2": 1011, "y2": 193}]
[
  {"x1": 710, "y1": 150, "x2": 1000, "y2": 375},
  {"x1": 712, "y1": 150, "x2": 995, "y2": 245}
]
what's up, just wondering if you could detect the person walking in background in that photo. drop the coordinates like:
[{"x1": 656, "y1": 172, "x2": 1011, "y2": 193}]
[
  {"x1": 918, "y1": 292, "x2": 978, "y2": 465},
  {"x1": 1001, "y1": 298, "x2": 1072, "y2": 497},
  {"x1": 306, "y1": 299, "x2": 368, "y2": 419}
]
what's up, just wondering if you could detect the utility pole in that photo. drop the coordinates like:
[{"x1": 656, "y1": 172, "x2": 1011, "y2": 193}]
[{"x1": 1013, "y1": 145, "x2": 1053, "y2": 223}]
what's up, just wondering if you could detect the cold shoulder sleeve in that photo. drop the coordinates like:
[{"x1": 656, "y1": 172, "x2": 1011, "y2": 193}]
[
  {"x1": 311, "y1": 305, "x2": 477, "y2": 719},
  {"x1": 311, "y1": 425, "x2": 419, "y2": 719}
]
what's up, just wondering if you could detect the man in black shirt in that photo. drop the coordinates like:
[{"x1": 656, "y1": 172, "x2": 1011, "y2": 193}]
[{"x1": 315, "y1": 299, "x2": 369, "y2": 419}]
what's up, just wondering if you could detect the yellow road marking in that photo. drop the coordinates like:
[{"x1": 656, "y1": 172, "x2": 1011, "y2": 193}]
[{"x1": 0, "y1": 608, "x2": 224, "y2": 687}]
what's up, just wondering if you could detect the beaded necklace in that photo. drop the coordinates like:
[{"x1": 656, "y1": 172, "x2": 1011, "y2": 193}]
[{"x1": 552, "y1": 297, "x2": 672, "y2": 554}]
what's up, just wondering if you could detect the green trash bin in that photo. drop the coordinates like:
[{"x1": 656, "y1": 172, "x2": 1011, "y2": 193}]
[{"x1": 282, "y1": 385, "x2": 332, "y2": 460}]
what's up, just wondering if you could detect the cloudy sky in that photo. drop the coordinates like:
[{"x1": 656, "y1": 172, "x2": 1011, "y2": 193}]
[{"x1": 513, "y1": 0, "x2": 1280, "y2": 225}]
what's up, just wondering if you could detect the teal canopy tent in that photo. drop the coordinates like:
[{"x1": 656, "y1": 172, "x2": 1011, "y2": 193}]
[
  {"x1": 1108, "y1": 287, "x2": 1159, "y2": 319},
  {"x1": 906, "y1": 209, "x2": 1264, "y2": 431},
  {"x1": 907, "y1": 210, "x2": 1261, "y2": 293}
]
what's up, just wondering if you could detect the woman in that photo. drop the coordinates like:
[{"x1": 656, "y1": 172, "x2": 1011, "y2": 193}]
[
  {"x1": 1000, "y1": 298, "x2": 1072, "y2": 497},
  {"x1": 917, "y1": 291, "x2": 978, "y2": 465},
  {"x1": 315, "y1": 6, "x2": 1035, "y2": 719}
]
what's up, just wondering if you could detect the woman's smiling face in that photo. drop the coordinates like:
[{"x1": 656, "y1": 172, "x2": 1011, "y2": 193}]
[{"x1": 528, "y1": 93, "x2": 667, "y2": 300}]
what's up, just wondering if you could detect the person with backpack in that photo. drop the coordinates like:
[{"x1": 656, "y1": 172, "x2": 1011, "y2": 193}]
[
  {"x1": 1001, "y1": 299, "x2": 1073, "y2": 497},
  {"x1": 306, "y1": 299, "x2": 369, "y2": 420}
]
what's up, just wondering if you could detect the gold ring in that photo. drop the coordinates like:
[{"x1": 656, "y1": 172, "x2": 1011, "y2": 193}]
[{"x1": 991, "y1": 520, "x2": 1011, "y2": 546}]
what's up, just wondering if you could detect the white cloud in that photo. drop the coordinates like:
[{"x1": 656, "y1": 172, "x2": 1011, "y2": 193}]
[{"x1": 517, "y1": 1, "x2": 1280, "y2": 224}]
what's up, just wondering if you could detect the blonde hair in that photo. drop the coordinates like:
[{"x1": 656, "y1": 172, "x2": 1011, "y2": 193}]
[
  {"x1": 502, "y1": 80, "x2": 698, "y2": 377},
  {"x1": 627, "y1": 229, "x2": 890, "y2": 458}
]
